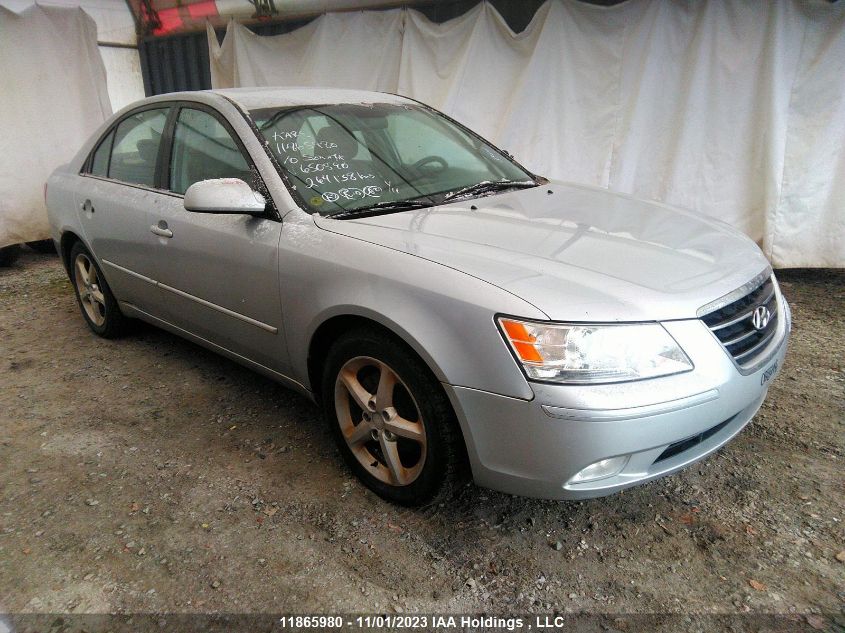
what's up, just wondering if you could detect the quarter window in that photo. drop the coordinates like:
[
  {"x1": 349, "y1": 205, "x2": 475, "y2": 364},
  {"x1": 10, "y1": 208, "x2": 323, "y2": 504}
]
[
  {"x1": 89, "y1": 130, "x2": 114, "y2": 177},
  {"x1": 169, "y1": 108, "x2": 252, "y2": 195},
  {"x1": 108, "y1": 108, "x2": 169, "y2": 187}
]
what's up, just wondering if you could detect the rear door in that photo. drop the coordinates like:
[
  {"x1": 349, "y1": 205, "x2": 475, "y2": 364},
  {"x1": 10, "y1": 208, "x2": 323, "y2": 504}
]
[
  {"x1": 75, "y1": 106, "x2": 171, "y2": 313},
  {"x1": 148, "y1": 104, "x2": 287, "y2": 373}
]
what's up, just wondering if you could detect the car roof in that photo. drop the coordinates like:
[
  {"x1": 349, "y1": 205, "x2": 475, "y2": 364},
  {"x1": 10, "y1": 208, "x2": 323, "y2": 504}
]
[
  {"x1": 211, "y1": 87, "x2": 414, "y2": 110},
  {"x1": 119, "y1": 88, "x2": 416, "y2": 120}
]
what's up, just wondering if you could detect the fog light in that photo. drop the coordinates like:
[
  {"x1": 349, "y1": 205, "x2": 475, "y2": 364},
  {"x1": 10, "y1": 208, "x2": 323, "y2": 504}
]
[{"x1": 569, "y1": 455, "x2": 629, "y2": 484}]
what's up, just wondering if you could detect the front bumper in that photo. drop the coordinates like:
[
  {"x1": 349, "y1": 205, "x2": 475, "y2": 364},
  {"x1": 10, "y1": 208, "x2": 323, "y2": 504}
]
[{"x1": 445, "y1": 298, "x2": 791, "y2": 500}]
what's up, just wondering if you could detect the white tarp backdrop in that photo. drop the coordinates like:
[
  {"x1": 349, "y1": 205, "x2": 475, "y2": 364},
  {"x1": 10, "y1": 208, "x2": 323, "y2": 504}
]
[
  {"x1": 0, "y1": 4, "x2": 112, "y2": 247},
  {"x1": 208, "y1": 0, "x2": 845, "y2": 268},
  {"x1": 0, "y1": 0, "x2": 145, "y2": 112}
]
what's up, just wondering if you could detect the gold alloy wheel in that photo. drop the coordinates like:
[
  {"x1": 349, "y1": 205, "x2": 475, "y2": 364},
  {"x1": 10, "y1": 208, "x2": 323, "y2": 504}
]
[
  {"x1": 334, "y1": 356, "x2": 427, "y2": 486},
  {"x1": 73, "y1": 252, "x2": 107, "y2": 327}
]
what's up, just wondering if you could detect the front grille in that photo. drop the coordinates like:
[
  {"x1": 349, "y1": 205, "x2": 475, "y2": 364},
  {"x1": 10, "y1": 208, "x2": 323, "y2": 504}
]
[{"x1": 700, "y1": 276, "x2": 779, "y2": 368}]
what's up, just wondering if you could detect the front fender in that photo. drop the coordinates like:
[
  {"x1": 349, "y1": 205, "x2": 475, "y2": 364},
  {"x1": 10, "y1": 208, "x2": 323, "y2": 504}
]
[{"x1": 278, "y1": 210, "x2": 546, "y2": 400}]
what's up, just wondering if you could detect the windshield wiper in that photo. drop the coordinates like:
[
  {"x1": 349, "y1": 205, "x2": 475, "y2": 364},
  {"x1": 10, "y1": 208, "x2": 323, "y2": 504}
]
[
  {"x1": 326, "y1": 179, "x2": 537, "y2": 218},
  {"x1": 440, "y1": 179, "x2": 537, "y2": 203},
  {"x1": 330, "y1": 198, "x2": 434, "y2": 219}
]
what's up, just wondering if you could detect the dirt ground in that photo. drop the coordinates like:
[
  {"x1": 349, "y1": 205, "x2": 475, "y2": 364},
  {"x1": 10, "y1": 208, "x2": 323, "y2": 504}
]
[{"x1": 0, "y1": 251, "x2": 842, "y2": 627}]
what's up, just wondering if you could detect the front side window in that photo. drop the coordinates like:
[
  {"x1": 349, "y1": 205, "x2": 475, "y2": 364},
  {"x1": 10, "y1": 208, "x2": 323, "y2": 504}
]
[
  {"x1": 250, "y1": 103, "x2": 536, "y2": 216},
  {"x1": 108, "y1": 108, "x2": 169, "y2": 187},
  {"x1": 169, "y1": 108, "x2": 252, "y2": 195}
]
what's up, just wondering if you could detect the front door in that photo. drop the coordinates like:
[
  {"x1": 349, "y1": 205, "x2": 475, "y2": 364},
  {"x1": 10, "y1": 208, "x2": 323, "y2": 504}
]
[{"x1": 148, "y1": 105, "x2": 288, "y2": 374}]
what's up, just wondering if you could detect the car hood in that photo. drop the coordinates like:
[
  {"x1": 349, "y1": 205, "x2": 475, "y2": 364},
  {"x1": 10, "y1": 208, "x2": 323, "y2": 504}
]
[{"x1": 313, "y1": 181, "x2": 771, "y2": 321}]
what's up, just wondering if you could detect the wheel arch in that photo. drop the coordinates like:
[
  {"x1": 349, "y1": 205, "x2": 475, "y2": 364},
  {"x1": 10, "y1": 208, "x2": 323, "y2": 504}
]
[
  {"x1": 306, "y1": 310, "x2": 449, "y2": 403},
  {"x1": 307, "y1": 310, "x2": 474, "y2": 490},
  {"x1": 59, "y1": 230, "x2": 83, "y2": 274}
]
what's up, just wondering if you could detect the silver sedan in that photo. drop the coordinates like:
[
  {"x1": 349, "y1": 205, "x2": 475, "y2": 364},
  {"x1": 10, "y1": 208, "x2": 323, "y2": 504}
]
[{"x1": 47, "y1": 88, "x2": 790, "y2": 505}]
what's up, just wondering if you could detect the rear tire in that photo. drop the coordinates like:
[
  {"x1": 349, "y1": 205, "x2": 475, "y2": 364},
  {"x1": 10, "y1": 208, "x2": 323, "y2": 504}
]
[
  {"x1": 322, "y1": 327, "x2": 464, "y2": 506},
  {"x1": 0, "y1": 244, "x2": 22, "y2": 267},
  {"x1": 26, "y1": 239, "x2": 57, "y2": 254},
  {"x1": 69, "y1": 242, "x2": 128, "y2": 338}
]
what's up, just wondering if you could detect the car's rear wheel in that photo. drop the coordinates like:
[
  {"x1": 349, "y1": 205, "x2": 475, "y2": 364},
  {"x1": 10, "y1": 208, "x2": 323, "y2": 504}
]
[
  {"x1": 69, "y1": 242, "x2": 128, "y2": 338},
  {"x1": 0, "y1": 244, "x2": 22, "y2": 267},
  {"x1": 322, "y1": 328, "x2": 464, "y2": 506},
  {"x1": 26, "y1": 239, "x2": 57, "y2": 254}
]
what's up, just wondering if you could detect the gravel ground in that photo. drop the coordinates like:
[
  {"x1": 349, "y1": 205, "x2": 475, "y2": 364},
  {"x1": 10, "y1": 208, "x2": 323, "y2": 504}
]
[{"x1": 0, "y1": 251, "x2": 842, "y2": 628}]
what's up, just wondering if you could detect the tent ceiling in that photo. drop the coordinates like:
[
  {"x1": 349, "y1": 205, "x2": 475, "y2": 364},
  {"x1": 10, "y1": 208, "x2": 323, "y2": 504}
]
[
  {"x1": 129, "y1": 0, "x2": 442, "y2": 36},
  {"x1": 129, "y1": 0, "x2": 628, "y2": 37}
]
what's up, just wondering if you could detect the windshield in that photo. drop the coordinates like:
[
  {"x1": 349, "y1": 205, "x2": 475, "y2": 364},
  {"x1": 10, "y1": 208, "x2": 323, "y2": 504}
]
[{"x1": 250, "y1": 103, "x2": 537, "y2": 216}]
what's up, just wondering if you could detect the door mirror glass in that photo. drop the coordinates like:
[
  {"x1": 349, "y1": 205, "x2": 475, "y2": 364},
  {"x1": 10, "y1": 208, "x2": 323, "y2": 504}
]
[{"x1": 183, "y1": 178, "x2": 267, "y2": 215}]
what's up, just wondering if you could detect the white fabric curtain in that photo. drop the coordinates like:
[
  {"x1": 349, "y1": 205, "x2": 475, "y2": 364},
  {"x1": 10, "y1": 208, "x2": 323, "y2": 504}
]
[
  {"x1": 1, "y1": 0, "x2": 145, "y2": 112},
  {"x1": 0, "y1": 4, "x2": 112, "y2": 247},
  {"x1": 208, "y1": 0, "x2": 845, "y2": 268}
]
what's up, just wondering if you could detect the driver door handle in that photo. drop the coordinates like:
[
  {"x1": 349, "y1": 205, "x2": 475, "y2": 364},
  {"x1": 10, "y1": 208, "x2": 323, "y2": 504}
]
[{"x1": 150, "y1": 220, "x2": 173, "y2": 238}]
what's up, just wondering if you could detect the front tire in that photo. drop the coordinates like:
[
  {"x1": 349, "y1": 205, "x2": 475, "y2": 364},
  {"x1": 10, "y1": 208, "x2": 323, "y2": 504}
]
[
  {"x1": 69, "y1": 242, "x2": 128, "y2": 338},
  {"x1": 322, "y1": 328, "x2": 464, "y2": 506}
]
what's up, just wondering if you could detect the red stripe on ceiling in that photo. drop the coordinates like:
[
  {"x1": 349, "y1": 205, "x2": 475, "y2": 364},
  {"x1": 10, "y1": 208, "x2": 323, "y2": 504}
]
[
  {"x1": 187, "y1": 1, "x2": 218, "y2": 19},
  {"x1": 153, "y1": 7, "x2": 183, "y2": 35}
]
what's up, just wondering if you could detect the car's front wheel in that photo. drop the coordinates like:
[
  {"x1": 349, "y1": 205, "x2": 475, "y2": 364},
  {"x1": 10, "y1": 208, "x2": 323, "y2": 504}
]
[
  {"x1": 69, "y1": 242, "x2": 128, "y2": 338},
  {"x1": 322, "y1": 328, "x2": 464, "y2": 506}
]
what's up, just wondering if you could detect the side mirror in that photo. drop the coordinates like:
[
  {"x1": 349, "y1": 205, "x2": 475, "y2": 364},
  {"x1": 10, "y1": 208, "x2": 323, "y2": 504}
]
[{"x1": 183, "y1": 178, "x2": 267, "y2": 215}]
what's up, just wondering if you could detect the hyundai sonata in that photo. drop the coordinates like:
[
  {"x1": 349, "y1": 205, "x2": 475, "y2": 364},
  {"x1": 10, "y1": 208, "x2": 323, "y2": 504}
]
[{"x1": 46, "y1": 88, "x2": 790, "y2": 505}]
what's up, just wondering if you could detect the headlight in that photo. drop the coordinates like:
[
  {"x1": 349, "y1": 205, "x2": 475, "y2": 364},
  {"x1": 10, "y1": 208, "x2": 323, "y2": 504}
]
[{"x1": 498, "y1": 317, "x2": 693, "y2": 384}]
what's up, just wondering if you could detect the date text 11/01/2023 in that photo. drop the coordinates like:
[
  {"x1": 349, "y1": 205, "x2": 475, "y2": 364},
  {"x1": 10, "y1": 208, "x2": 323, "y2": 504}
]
[{"x1": 278, "y1": 615, "x2": 589, "y2": 630}]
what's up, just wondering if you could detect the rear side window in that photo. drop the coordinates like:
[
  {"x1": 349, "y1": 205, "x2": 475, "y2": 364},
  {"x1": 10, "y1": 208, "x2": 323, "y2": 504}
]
[
  {"x1": 169, "y1": 108, "x2": 252, "y2": 195},
  {"x1": 89, "y1": 130, "x2": 114, "y2": 177},
  {"x1": 108, "y1": 108, "x2": 169, "y2": 187}
]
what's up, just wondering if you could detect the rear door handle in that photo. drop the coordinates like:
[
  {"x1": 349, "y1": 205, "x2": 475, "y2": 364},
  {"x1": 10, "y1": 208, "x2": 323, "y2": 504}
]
[{"x1": 150, "y1": 221, "x2": 173, "y2": 238}]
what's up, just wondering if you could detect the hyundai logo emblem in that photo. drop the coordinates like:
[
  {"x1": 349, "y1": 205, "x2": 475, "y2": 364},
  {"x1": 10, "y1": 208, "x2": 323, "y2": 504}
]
[{"x1": 751, "y1": 305, "x2": 771, "y2": 330}]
